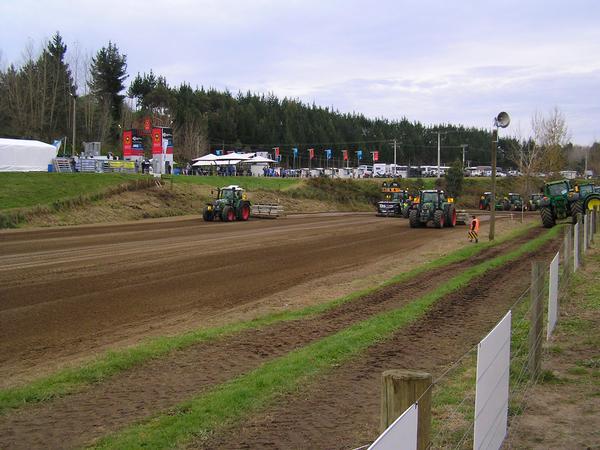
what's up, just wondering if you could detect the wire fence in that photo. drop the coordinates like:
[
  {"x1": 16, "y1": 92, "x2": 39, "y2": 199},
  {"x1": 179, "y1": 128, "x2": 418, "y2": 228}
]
[{"x1": 363, "y1": 210, "x2": 598, "y2": 450}]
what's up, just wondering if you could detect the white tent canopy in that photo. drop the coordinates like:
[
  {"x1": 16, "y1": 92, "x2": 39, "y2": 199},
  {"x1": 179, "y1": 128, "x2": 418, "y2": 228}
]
[
  {"x1": 0, "y1": 138, "x2": 58, "y2": 172},
  {"x1": 244, "y1": 155, "x2": 276, "y2": 164},
  {"x1": 191, "y1": 154, "x2": 218, "y2": 162}
]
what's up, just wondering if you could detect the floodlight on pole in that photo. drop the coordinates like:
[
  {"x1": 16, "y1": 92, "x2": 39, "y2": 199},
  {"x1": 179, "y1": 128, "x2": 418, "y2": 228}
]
[{"x1": 489, "y1": 111, "x2": 510, "y2": 241}]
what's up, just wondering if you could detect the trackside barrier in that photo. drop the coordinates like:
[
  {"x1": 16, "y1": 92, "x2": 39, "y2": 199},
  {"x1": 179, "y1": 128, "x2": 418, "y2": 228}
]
[
  {"x1": 363, "y1": 223, "x2": 598, "y2": 450},
  {"x1": 473, "y1": 311, "x2": 512, "y2": 450},
  {"x1": 547, "y1": 252, "x2": 560, "y2": 339},
  {"x1": 368, "y1": 404, "x2": 418, "y2": 450}
]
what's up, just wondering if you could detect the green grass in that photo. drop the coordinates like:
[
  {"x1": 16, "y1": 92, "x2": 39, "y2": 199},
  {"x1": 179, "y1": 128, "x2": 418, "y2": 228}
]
[
  {"x1": 172, "y1": 175, "x2": 302, "y2": 191},
  {"x1": 0, "y1": 223, "x2": 537, "y2": 414},
  {"x1": 0, "y1": 173, "x2": 145, "y2": 210},
  {"x1": 91, "y1": 225, "x2": 562, "y2": 450}
]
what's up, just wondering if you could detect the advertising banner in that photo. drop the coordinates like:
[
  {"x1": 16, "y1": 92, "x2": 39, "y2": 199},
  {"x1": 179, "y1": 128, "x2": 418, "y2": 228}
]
[
  {"x1": 161, "y1": 127, "x2": 174, "y2": 155},
  {"x1": 151, "y1": 128, "x2": 163, "y2": 155},
  {"x1": 373, "y1": 150, "x2": 379, "y2": 161},
  {"x1": 342, "y1": 149, "x2": 348, "y2": 161},
  {"x1": 122, "y1": 130, "x2": 133, "y2": 156},
  {"x1": 356, "y1": 150, "x2": 363, "y2": 161},
  {"x1": 131, "y1": 130, "x2": 144, "y2": 156},
  {"x1": 325, "y1": 149, "x2": 332, "y2": 160},
  {"x1": 143, "y1": 117, "x2": 152, "y2": 134},
  {"x1": 308, "y1": 148, "x2": 315, "y2": 159}
]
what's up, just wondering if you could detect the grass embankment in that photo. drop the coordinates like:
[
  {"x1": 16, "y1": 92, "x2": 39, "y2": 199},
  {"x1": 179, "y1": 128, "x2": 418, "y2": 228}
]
[
  {"x1": 92, "y1": 225, "x2": 562, "y2": 450},
  {"x1": 0, "y1": 173, "x2": 153, "y2": 228},
  {"x1": 0, "y1": 223, "x2": 536, "y2": 414}
]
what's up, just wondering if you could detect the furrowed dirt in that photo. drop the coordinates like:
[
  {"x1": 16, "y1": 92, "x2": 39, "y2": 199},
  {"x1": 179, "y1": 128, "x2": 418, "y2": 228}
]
[
  {"x1": 0, "y1": 226, "x2": 542, "y2": 450},
  {"x1": 196, "y1": 237, "x2": 562, "y2": 450},
  {"x1": 0, "y1": 213, "x2": 524, "y2": 386}
]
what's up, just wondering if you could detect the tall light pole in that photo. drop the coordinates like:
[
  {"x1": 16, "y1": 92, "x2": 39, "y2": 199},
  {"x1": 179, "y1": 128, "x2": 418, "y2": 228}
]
[
  {"x1": 71, "y1": 93, "x2": 77, "y2": 156},
  {"x1": 461, "y1": 144, "x2": 468, "y2": 168},
  {"x1": 437, "y1": 131, "x2": 441, "y2": 178},
  {"x1": 489, "y1": 111, "x2": 510, "y2": 241}
]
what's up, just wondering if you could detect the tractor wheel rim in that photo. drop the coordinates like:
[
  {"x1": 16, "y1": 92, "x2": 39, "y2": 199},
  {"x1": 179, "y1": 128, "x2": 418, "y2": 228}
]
[
  {"x1": 452, "y1": 210, "x2": 456, "y2": 225},
  {"x1": 228, "y1": 210, "x2": 234, "y2": 221},
  {"x1": 243, "y1": 207, "x2": 250, "y2": 220}
]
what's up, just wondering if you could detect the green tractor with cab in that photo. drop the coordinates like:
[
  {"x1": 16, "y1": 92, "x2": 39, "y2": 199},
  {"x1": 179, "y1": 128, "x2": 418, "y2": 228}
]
[
  {"x1": 203, "y1": 185, "x2": 251, "y2": 222},
  {"x1": 538, "y1": 179, "x2": 577, "y2": 228},
  {"x1": 527, "y1": 193, "x2": 543, "y2": 211},
  {"x1": 507, "y1": 192, "x2": 524, "y2": 211},
  {"x1": 569, "y1": 182, "x2": 600, "y2": 217},
  {"x1": 409, "y1": 189, "x2": 457, "y2": 228}
]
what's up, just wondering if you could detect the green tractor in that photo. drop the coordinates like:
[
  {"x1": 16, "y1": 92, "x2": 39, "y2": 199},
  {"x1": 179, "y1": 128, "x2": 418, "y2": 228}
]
[
  {"x1": 527, "y1": 193, "x2": 543, "y2": 211},
  {"x1": 507, "y1": 192, "x2": 523, "y2": 211},
  {"x1": 570, "y1": 182, "x2": 600, "y2": 216},
  {"x1": 409, "y1": 189, "x2": 457, "y2": 228},
  {"x1": 203, "y1": 185, "x2": 251, "y2": 222},
  {"x1": 376, "y1": 181, "x2": 412, "y2": 217},
  {"x1": 495, "y1": 195, "x2": 510, "y2": 211},
  {"x1": 538, "y1": 179, "x2": 577, "y2": 228}
]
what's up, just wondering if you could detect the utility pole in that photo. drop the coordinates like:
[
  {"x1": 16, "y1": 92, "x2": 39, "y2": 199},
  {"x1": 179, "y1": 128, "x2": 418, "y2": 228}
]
[
  {"x1": 71, "y1": 94, "x2": 77, "y2": 156},
  {"x1": 437, "y1": 131, "x2": 441, "y2": 178},
  {"x1": 393, "y1": 139, "x2": 397, "y2": 167},
  {"x1": 489, "y1": 129, "x2": 498, "y2": 241},
  {"x1": 461, "y1": 144, "x2": 468, "y2": 168}
]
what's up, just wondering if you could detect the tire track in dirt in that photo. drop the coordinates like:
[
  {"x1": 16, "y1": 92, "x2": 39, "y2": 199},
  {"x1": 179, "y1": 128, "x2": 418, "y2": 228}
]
[
  {"x1": 0, "y1": 228, "x2": 542, "y2": 450},
  {"x1": 196, "y1": 238, "x2": 561, "y2": 450}
]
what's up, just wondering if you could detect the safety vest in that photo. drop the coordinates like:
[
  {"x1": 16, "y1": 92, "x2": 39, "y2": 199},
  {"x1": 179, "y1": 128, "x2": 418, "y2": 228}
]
[{"x1": 471, "y1": 218, "x2": 480, "y2": 233}]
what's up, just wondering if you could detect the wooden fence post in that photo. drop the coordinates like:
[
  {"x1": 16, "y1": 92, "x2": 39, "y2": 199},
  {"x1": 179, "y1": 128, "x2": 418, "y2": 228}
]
[
  {"x1": 380, "y1": 370, "x2": 432, "y2": 450},
  {"x1": 528, "y1": 261, "x2": 544, "y2": 378}
]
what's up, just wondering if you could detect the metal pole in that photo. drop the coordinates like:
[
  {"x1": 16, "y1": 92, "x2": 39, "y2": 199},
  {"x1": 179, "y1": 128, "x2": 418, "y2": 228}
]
[
  {"x1": 394, "y1": 139, "x2": 397, "y2": 167},
  {"x1": 489, "y1": 128, "x2": 498, "y2": 241},
  {"x1": 72, "y1": 95, "x2": 77, "y2": 156},
  {"x1": 461, "y1": 144, "x2": 467, "y2": 168},
  {"x1": 437, "y1": 131, "x2": 441, "y2": 178}
]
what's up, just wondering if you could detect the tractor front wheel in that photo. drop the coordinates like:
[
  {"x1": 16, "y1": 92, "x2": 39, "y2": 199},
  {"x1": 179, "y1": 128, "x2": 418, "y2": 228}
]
[
  {"x1": 237, "y1": 202, "x2": 251, "y2": 221},
  {"x1": 409, "y1": 209, "x2": 420, "y2": 228},
  {"x1": 202, "y1": 207, "x2": 214, "y2": 222},
  {"x1": 222, "y1": 205, "x2": 235, "y2": 222},
  {"x1": 445, "y1": 206, "x2": 457, "y2": 227},
  {"x1": 402, "y1": 206, "x2": 410, "y2": 218},
  {"x1": 540, "y1": 206, "x2": 555, "y2": 228},
  {"x1": 433, "y1": 209, "x2": 445, "y2": 228}
]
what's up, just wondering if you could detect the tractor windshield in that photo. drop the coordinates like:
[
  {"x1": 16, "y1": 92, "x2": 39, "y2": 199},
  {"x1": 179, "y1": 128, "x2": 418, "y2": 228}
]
[
  {"x1": 219, "y1": 189, "x2": 236, "y2": 200},
  {"x1": 422, "y1": 192, "x2": 438, "y2": 203},
  {"x1": 547, "y1": 183, "x2": 568, "y2": 196},
  {"x1": 509, "y1": 194, "x2": 521, "y2": 201},
  {"x1": 580, "y1": 185, "x2": 593, "y2": 195}
]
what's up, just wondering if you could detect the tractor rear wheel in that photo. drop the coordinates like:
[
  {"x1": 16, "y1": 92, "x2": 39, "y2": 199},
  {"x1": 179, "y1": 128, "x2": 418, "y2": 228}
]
[
  {"x1": 222, "y1": 205, "x2": 235, "y2": 222},
  {"x1": 202, "y1": 207, "x2": 214, "y2": 222},
  {"x1": 445, "y1": 205, "x2": 457, "y2": 227},
  {"x1": 540, "y1": 206, "x2": 555, "y2": 228},
  {"x1": 409, "y1": 209, "x2": 420, "y2": 228},
  {"x1": 571, "y1": 201, "x2": 583, "y2": 224},
  {"x1": 433, "y1": 209, "x2": 445, "y2": 228}
]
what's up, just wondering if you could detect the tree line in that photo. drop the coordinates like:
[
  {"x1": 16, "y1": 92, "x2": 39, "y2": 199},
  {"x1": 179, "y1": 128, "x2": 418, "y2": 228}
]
[{"x1": 1, "y1": 32, "x2": 595, "y2": 173}]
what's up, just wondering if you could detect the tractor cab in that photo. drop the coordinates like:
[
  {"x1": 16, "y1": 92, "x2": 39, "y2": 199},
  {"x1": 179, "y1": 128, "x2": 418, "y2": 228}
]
[{"x1": 538, "y1": 179, "x2": 576, "y2": 228}]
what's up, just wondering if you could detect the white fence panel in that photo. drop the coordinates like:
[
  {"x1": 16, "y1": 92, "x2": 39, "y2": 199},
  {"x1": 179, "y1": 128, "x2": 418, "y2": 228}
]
[
  {"x1": 369, "y1": 403, "x2": 418, "y2": 450},
  {"x1": 574, "y1": 222, "x2": 579, "y2": 271},
  {"x1": 474, "y1": 311, "x2": 511, "y2": 450},
  {"x1": 584, "y1": 213, "x2": 588, "y2": 254},
  {"x1": 547, "y1": 252, "x2": 560, "y2": 339}
]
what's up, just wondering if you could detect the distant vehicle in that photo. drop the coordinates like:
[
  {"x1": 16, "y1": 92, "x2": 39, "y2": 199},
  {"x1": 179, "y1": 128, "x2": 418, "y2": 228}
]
[
  {"x1": 527, "y1": 193, "x2": 543, "y2": 211},
  {"x1": 203, "y1": 185, "x2": 251, "y2": 222},
  {"x1": 376, "y1": 181, "x2": 412, "y2": 218},
  {"x1": 507, "y1": 193, "x2": 523, "y2": 211}
]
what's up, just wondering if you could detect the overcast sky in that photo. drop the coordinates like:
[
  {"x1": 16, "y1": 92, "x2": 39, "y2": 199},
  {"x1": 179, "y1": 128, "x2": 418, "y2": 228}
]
[{"x1": 1, "y1": 0, "x2": 599, "y2": 144}]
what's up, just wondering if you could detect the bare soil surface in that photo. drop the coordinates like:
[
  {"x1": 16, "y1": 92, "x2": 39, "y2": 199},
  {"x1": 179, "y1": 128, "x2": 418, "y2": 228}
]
[
  {"x1": 0, "y1": 225, "x2": 541, "y2": 450},
  {"x1": 196, "y1": 239, "x2": 562, "y2": 450},
  {"x1": 504, "y1": 249, "x2": 600, "y2": 449},
  {"x1": 0, "y1": 212, "x2": 528, "y2": 387}
]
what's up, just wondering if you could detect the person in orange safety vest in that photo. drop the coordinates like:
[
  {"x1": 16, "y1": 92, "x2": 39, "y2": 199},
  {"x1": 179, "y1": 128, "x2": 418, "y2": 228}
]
[{"x1": 468, "y1": 215, "x2": 480, "y2": 243}]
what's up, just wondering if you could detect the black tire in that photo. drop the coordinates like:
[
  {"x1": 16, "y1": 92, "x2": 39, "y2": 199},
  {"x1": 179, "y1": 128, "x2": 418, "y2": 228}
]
[
  {"x1": 202, "y1": 207, "x2": 214, "y2": 222},
  {"x1": 222, "y1": 205, "x2": 234, "y2": 222},
  {"x1": 402, "y1": 206, "x2": 410, "y2": 218},
  {"x1": 237, "y1": 201, "x2": 251, "y2": 221},
  {"x1": 571, "y1": 201, "x2": 583, "y2": 224},
  {"x1": 445, "y1": 205, "x2": 456, "y2": 227},
  {"x1": 540, "y1": 206, "x2": 555, "y2": 228},
  {"x1": 409, "y1": 209, "x2": 420, "y2": 228},
  {"x1": 433, "y1": 209, "x2": 445, "y2": 228}
]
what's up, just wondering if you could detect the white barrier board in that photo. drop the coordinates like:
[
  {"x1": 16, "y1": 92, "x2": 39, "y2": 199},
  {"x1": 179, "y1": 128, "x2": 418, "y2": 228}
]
[
  {"x1": 574, "y1": 222, "x2": 579, "y2": 271},
  {"x1": 474, "y1": 311, "x2": 511, "y2": 450},
  {"x1": 547, "y1": 252, "x2": 560, "y2": 339},
  {"x1": 584, "y1": 213, "x2": 588, "y2": 254},
  {"x1": 369, "y1": 403, "x2": 418, "y2": 450}
]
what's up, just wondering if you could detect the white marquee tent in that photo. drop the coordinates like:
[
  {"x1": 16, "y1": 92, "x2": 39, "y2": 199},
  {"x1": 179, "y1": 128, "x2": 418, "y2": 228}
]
[{"x1": 0, "y1": 138, "x2": 58, "y2": 172}]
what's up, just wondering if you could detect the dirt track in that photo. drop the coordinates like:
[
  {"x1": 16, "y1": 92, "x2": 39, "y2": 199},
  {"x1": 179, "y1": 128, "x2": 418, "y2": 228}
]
[{"x1": 0, "y1": 213, "x2": 487, "y2": 386}]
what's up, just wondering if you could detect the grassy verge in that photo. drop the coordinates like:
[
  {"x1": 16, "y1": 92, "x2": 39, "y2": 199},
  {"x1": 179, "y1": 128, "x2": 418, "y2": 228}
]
[
  {"x1": 0, "y1": 223, "x2": 536, "y2": 414},
  {"x1": 172, "y1": 175, "x2": 301, "y2": 191},
  {"x1": 92, "y1": 225, "x2": 562, "y2": 449}
]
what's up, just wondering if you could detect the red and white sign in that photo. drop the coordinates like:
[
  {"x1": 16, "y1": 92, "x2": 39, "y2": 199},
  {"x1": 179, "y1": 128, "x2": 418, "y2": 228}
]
[
  {"x1": 373, "y1": 151, "x2": 379, "y2": 161},
  {"x1": 151, "y1": 127, "x2": 163, "y2": 155},
  {"x1": 122, "y1": 130, "x2": 133, "y2": 156},
  {"x1": 308, "y1": 148, "x2": 315, "y2": 159},
  {"x1": 342, "y1": 149, "x2": 348, "y2": 161}
]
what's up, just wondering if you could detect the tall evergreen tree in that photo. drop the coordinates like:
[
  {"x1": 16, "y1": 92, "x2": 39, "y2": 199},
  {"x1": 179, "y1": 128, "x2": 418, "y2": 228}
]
[{"x1": 89, "y1": 42, "x2": 127, "y2": 123}]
